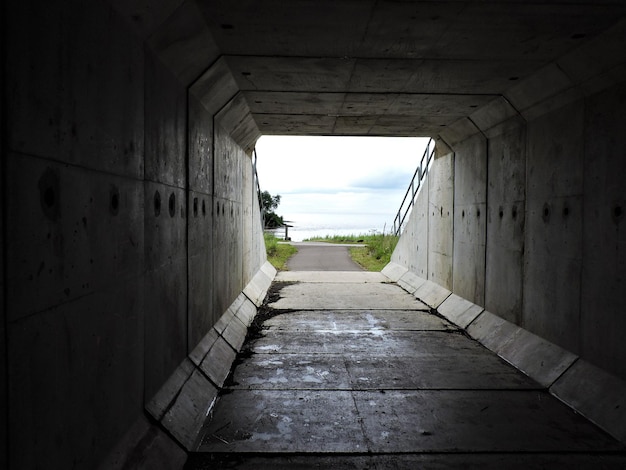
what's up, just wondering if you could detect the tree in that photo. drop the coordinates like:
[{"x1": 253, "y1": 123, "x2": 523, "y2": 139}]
[{"x1": 261, "y1": 190, "x2": 284, "y2": 228}]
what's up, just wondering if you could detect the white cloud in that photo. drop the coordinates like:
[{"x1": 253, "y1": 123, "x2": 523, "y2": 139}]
[{"x1": 254, "y1": 135, "x2": 430, "y2": 235}]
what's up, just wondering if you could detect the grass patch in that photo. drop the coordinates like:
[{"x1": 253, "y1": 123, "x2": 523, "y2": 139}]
[
  {"x1": 304, "y1": 233, "x2": 399, "y2": 272},
  {"x1": 264, "y1": 232, "x2": 297, "y2": 270}
]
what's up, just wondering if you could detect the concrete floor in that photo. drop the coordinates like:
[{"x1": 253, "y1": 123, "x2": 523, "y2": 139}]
[{"x1": 188, "y1": 272, "x2": 626, "y2": 469}]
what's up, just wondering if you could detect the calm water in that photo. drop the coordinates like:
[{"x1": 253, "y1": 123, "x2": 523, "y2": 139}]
[{"x1": 267, "y1": 212, "x2": 394, "y2": 242}]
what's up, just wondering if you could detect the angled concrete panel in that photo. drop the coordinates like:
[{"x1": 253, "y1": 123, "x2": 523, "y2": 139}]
[
  {"x1": 438, "y1": 294, "x2": 484, "y2": 329},
  {"x1": 243, "y1": 259, "x2": 272, "y2": 306},
  {"x1": 189, "y1": 329, "x2": 219, "y2": 368},
  {"x1": 9, "y1": 282, "x2": 144, "y2": 470},
  {"x1": 213, "y1": 307, "x2": 236, "y2": 337},
  {"x1": 397, "y1": 271, "x2": 427, "y2": 295},
  {"x1": 162, "y1": 369, "x2": 218, "y2": 451},
  {"x1": 191, "y1": 57, "x2": 240, "y2": 115},
  {"x1": 146, "y1": 359, "x2": 194, "y2": 422},
  {"x1": 108, "y1": 0, "x2": 185, "y2": 40},
  {"x1": 222, "y1": 316, "x2": 248, "y2": 353},
  {"x1": 260, "y1": 260, "x2": 277, "y2": 280},
  {"x1": 552, "y1": 360, "x2": 626, "y2": 444},
  {"x1": 97, "y1": 415, "x2": 186, "y2": 470},
  {"x1": 199, "y1": 336, "x2": 237, "y2": 388},
  {"x1": 558, "y1": 18, "x2": 626, "y2": 96},
  {"x1": 235, "y1": 297, "x2": 259, "y2": 328},
  {"x1": 467, "y1": 311, "x2": 578, "y2": 388},
  {"x1": 381, "y1": 262, "x2": 409, "y2": 282},
  {"x1": 467, "y1": 310, "x2": 519, "y2": 353},
  {"x1": 146, "y1": 0, "x2": 220, "y2": 86},
  {"x1": 413, "y1": 280, "x2": 452, "y2": 309},
  {"x1": 497, "y1": 329, "x2": 578, "y2": 388}
]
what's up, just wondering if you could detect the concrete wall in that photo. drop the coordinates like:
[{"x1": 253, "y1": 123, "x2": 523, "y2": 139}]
[
  {"x1": 2, "y1": 0, "x2": 265, "y2": 468},
  {"x1": 394, "y1": 25, "x2": 626, "y2": 383}
]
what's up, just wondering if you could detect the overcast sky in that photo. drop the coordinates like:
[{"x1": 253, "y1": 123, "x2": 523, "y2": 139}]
[{"x1": 254, "y1": 135, "x2": 430, "y2": 232}]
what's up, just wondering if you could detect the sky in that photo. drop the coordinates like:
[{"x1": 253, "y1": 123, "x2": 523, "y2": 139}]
[{"x1": 254, "y1": 135, "x2": 430, "y2": 237}]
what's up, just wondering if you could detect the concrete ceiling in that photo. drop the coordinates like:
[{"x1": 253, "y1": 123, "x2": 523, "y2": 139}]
[{"x1": 197, "y1": 1, "x2": 626, "y2": 137}]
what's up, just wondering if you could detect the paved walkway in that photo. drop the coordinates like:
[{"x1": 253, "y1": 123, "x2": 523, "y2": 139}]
[
  {"x1": 285, "y1": 242, "x2": 364, "y2": 271},
  {"x1": 188, "y1": 271, "x2": 626, "y2": 469}
]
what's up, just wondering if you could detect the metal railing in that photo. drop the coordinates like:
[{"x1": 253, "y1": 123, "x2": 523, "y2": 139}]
[
  {"x1": 253, "y1": 149, "x2": 265, "y2": 228},
  {"x1": 392, "y1": 138, "x2": 436, "y2": 236}
]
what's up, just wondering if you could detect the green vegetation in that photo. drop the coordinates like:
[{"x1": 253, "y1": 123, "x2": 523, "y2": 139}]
[
  {"x1": 261, "y1": 191, "x2": 284, "y2": 228},
  {"x1": 303, "y1": 233, "x2": 399, "y2": 272},
  {"x1": 264, "y1": 232, "x2": 297, "y2": 270}
]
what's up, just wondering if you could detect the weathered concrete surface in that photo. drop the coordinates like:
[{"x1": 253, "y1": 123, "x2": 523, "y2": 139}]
[
  {"x1": 6, "y1": 1, "x2": 626, "y2": 468},
  {"x1": 268, "y1": 281, "x2": 429, "y2": 310},
  {"x1": 193, "y1": 272, "x2": 624, "y2": 467},
  {"x1": 452, "y1": 133, "x2": 487, "y2": 305}
]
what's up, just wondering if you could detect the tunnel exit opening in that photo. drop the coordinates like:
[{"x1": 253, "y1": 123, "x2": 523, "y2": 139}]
[{"x1": 254, "y1": 135, "x2": 431, "y2": 242}]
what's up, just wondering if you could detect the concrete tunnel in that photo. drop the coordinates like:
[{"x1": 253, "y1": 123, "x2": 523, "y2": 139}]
[{"x1": 2, "y1": 0, "x2": 626, "y2": 468}]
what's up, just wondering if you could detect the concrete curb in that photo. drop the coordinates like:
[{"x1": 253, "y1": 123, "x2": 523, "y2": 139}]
[
  {"x1": 438, "y1": 294, "x2": 484, "y2": 329},
  {"x1": 385, "y1": 262, "x2": 626, "y2": 445},
  {"x1": 381, "y1": 262, "x2": 408, "y2": 282},
  {"x1": 144, "y1": 262, "x2": 277, "y2": 452},
  {"x1": 551, "y1": 359, "x2": 626, "y2": 443}
]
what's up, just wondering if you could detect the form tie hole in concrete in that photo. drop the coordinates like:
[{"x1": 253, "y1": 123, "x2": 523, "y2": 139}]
[
  {"x1": 542, "y1": 203, "x2": 551, "y2": 223},
  {"x1": 193, "y1": 197, "x2": 198, "y2": 217},
  {"x1": 512, "y1": 206, "x2": 518, "y2": 220},
  {"x1": 563, "y1": 205, "x2": 570, "y2": 218},
  {"x1": 154, "y1": 191, "x2": 161, "y2": 217},
  {"x1": 216, "y1": 201, "x2": 220, "y2": 216},
  {"x1": 44, "y1": 188, "x2": 55, "y2": 208},
  {"x1": 202, "y1": 199, "x2": 206, "y2": 216},
  {"x1": 476, "y1": 208, "x2": 480, "y2": 218},
  {"x1": 462, "y1": 210, "x2": 465, "y2": 218},
  {"x1": 109, "y1": 186, "x2": 120, "y2": 216},
  {"x1": 169, "y1": 193, "x2": 176, "y2": 218},
  {"x1": 499, "y1": 207, "x2": 504, "y2": 219},
  {"x1": 613, "y1": 204, "x2": 623, "y2": 224},
  {"x1": 39, "y1": 168, "x2": 60, "y2": 221}
]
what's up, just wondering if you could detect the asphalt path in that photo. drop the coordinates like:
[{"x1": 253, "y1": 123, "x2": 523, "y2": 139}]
[{"x1": 285, "y1": 242, "x2": 365, "y2": 271}]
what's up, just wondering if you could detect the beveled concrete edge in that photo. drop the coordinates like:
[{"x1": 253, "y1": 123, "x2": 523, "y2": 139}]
[
  {"x1": 438, "y1": 294, "x2": 484, "y2": 329},
  {"x1": 497, "y1": 327, "x2": 578, "y2": 388},
  {"x1": 243, "y1": 261, "x2": 277, "y2": 306},
  {"x1": 146, "y1": 358, "x2": 195, "y2": 422},
  {"x1": 413, "y1": 280, "x2": 452, "y2": 308},
  {"x1": 162, "y1": 369, "x2": 219, "y2": 451},
  {"x1": 551, "y1": 359, "x2": 626, "y2": 444},
  {"x1": 98, "y1": 414, "x2": 186, "y2": 470},
  {"x1": 141, "y1": 264, "x2": 271, "y2": 455},
  {"x1": 381, "y1": 262, "x2": 409, "y2": 282},
  {"x1": 397, "y1": 271, "x2": 427, "y2": 294},
  {"x1": 390, "y1": 263, "x2": 626, "y2": 445}
]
